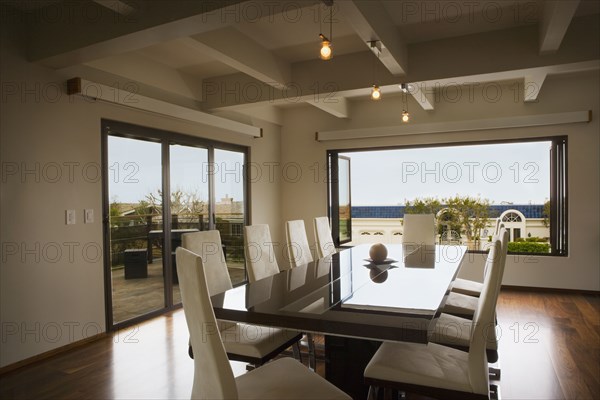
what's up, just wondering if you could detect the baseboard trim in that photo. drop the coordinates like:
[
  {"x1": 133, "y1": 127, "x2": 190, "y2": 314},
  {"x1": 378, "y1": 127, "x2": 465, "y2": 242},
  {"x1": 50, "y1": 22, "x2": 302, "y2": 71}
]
[
  {"x1": 502, "y1": 285, "x2": 600, "y2": 295},
  {"x1": 0, "y1": 332, "x2": 107, "y2": 376}
]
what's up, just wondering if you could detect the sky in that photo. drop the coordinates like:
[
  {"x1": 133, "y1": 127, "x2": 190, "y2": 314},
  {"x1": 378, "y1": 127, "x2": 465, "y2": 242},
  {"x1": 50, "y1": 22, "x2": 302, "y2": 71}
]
[
  {"x1": 341, "y1": 141, "x2": 551, "y2": 206},
  {"x1": 108, "y1": 136, "x2": 244, "y2": 204},
  {"x1": 108, "y1": 136, "x2": 550, "y2": 207}
]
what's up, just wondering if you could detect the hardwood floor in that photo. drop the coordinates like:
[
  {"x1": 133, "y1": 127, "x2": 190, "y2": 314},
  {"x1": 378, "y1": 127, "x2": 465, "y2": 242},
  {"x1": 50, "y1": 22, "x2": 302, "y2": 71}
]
[{"x1": 0, "y1": 290, "x2": 598, "y2": 399}]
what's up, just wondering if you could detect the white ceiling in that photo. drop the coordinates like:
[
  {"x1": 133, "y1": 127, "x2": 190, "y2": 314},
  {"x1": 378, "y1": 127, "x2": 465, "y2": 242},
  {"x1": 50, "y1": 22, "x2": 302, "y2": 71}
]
[{"x1": 14, "y1": 0, "x2": 600, "y2": 124}]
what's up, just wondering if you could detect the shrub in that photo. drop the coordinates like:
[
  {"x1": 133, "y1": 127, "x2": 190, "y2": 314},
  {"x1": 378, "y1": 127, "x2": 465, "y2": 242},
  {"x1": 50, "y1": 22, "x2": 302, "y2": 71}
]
[
  {"x1": 525, "y1": 237, "x2": 547, "y2": 242},
  {"x1": 507, "y1": 242, "x2": 550, "y2": 253}
]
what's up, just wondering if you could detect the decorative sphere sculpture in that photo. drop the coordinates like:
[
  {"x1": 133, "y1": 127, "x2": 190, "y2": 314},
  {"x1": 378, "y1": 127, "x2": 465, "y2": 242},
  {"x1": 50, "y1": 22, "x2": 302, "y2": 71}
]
[{"x1": 369, "y1": 243, "x2": 388, "y2": 263}]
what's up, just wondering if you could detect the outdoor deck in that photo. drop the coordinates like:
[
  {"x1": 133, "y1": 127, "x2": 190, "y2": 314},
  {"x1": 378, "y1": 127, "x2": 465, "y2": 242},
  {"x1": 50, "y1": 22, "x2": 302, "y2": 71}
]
[{"x1": 111, "y1": 259, "x2": 245, "y2": 323}]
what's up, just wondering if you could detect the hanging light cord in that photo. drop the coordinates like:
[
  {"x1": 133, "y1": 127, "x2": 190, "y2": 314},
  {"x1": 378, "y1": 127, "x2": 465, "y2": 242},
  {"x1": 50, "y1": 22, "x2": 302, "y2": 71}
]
[
  {"x1": 329, "y1": 3, "x2": 332, "y2": 42},
  {"x1": 319, "y1": 3, "x2": 322, "y2": 35}
]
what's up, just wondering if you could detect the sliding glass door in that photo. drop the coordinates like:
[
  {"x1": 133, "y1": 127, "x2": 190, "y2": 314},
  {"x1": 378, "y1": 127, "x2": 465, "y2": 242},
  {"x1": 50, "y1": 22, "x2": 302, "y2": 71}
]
[
  {"x1": 329, "y1": 154, "x2": 352, "y2": 246},
  {"x1": 214, "y1": 149, "x2": 247, "y2": 285},
  {"x1": 169, "y1": 144, "x2": 210, "y2": 305},
  {"x1": 106, "y1": 136, "x2": 166, "y2": 324},
  {"x1": 102, "y1": 120, "x2": 248, "y2": 328}
]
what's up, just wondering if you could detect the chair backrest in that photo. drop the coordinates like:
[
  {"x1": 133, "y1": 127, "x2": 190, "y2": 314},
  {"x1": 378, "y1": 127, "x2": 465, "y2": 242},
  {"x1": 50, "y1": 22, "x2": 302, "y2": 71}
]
[
  {"x1": 490, "y1": 228, "x2": 509, "y2": 302},
  {"x1": 493, "y1": 218, "x2": 501, "y2": 236},
  {"x1": 285, "y1": 220, "x2": 314, "y2": 268},
  {"x1": 467, "y1": 228, "x2": 509, "y2": 395},
  {"x1": 244, "y1": 224, "x2": 280, "y2": 283},
  {"x1": 175, "y1": 247, "x2": 238, "y2": 399},
  {"x1": 493, "y1": 218, "x2": 507, "y2": 236},
  {"x1": 182, "y1": 230, "x2": 232, "y2": 296},
  {"x1": 481, "y1": 226, "x2": 508, "y2": 277},
  {"x1": 314, "y1": 216, "x2": 336, "y2": 258},
  {"x1": 402, "y1": 214, "x2": 436, "y2": 246}
]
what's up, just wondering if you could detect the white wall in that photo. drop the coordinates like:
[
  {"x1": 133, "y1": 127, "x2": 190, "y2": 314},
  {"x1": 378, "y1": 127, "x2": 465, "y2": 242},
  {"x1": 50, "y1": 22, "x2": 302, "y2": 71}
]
[
  {"x1": 0, "y1": 17, "x2": 282, "y2": 367},
  {"x1": 279, "y1": 72, "x2": 599, "y2": 291}
]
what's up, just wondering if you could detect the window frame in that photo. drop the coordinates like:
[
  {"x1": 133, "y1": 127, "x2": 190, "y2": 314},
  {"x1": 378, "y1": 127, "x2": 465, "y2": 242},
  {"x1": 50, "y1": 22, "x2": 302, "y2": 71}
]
[{"x1": 326, "y1": 135, "x2": 568, "y2": 257}]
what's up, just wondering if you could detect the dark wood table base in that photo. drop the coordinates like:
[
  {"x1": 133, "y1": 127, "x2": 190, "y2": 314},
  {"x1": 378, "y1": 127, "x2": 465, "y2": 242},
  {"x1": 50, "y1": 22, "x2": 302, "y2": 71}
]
[{"x1": 325, "y1": 335, "x2": 382, "y2": 400}]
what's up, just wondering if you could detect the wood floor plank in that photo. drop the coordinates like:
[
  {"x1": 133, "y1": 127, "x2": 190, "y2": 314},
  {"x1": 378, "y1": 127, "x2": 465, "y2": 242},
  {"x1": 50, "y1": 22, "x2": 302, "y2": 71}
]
[{"x1": 0, "y1": 290, "x2": 598, "y2": 399}]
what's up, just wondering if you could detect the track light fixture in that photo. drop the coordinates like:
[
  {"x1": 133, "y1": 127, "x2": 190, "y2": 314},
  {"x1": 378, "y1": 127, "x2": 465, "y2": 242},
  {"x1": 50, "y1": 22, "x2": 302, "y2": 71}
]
[
  {"x1": 400, "y1": 83, "x2": 410, "y2": 122},
  {"x1": 402, "y1": 110, "x2": 410, "y2": 122},
  {"x1": 369, "y1": 40, "x2": 382, "y2": 100},
  {"x1": 319, "y1": 34, "x2": 332, "y2": 60},
  {"x1": 319, "y1": 1, "x2": 333, "y2": 60},
  {"x1": 371, "y1": 85, "x2": 381, "y2": 101}
]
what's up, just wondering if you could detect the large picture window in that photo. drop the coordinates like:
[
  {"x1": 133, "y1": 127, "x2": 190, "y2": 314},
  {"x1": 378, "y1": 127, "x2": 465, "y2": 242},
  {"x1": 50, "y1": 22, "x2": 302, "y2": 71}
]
[{"x1": 328, "y1": 137, "x2": 567, "y2": 256}]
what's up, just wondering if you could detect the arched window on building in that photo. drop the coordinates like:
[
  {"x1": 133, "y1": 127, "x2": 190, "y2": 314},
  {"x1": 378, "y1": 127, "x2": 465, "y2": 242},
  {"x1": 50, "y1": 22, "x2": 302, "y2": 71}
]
[
  {"x1": 499, "y1": 210, "x2": 527, "y2": 241},
  {"x1": 502, "y1": 212, "x2": 522, "y2": 223}
]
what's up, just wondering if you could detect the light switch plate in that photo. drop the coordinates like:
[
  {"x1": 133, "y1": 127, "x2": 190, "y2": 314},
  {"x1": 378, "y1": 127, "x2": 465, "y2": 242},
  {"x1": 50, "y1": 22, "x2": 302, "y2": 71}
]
[
  {"x1": 84, "y1": 209, "x2": 94, "y2": 224},
  {"x1": 66, "y1": 209, "x2": 76, "y2": 225}
]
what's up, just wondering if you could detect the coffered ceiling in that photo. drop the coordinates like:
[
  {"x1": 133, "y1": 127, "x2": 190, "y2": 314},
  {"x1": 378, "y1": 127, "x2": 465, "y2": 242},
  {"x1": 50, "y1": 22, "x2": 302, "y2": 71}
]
[{"x1": 7, "y1": 0, "x2": 600, "y2": 125}]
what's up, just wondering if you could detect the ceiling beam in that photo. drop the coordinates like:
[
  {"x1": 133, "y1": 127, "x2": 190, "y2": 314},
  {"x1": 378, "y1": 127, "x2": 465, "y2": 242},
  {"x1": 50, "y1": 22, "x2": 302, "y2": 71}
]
[
  {"x1": 83, "y1": 52, "x2": 203, "y2": 102},
  {"x1": 183, "y1": 28, "x2": 291, "y2": 89},
  {"x1": 406, "y1": 84, "x2": 434, "y2": 111},
  {"x1": 202, "y1": 18, "x2": 599, "y2": 110},
  {"x1": 213, "y1": 106, "x2": 284, "y2": 126},
  {"x1": 28, "y1": 0, "x2": 313, "y2": 69},
  {"x1": 316, "y1": 111, "x2": 591, "y2": 142},
  {"x1": 336, "y1": 0, "x2": 407, "y2": 76},
  {"x1": 67, "y1": 77, "x2": 261, "y2": 137},
  {"x1": 524, "y1": 72, "x2": 547, "y2": 103},
  {"x1": 539, "y1": 0, "x2": 580, "y2": 55},
  {"x1": 305, "y1": 96, "x2": 349, "y2": 118},
  {"x1": 92, "y1": 0, "x2": 134, "y2": 15}
]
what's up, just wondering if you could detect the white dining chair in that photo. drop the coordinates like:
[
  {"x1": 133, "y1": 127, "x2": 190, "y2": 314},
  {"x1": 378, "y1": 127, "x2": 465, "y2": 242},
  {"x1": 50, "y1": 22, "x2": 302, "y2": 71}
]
[
  {"x1": 182, "y1": 230, "x2": 302, "y2": 368},
  {"x1": 402, "y1": 214, "x2": 436, "y2": 246},
  {"x1": 432, "y1": 229, "x2": 509, "y2": 364},
  {"x1": 243, "y1": 224, "x2": 307, "y2": 363},
  {"x1": 443, "y1": 227, "x2": 508, "y2": 318},
  {"x1": 284, "y1": 220, "x2": 318, "y2": 370},
  {"x1": 452, "y1": 222, "x2": 506, "y2": 297},
  {"x1": 314, "y1": 216, "x2": 336, "y2": 258},
  {"x1": 363, "y1": 238, "x2": 505, "y2": 400},
  {"x1": 244, "y1": 224, "x2": 281, "y2": 282},
  {"x1": 285, "y1": 220, "x2": 314, "y2": 268},
  {"x1": 175, "y1": 247, "x2": 351, "y2": 400}
]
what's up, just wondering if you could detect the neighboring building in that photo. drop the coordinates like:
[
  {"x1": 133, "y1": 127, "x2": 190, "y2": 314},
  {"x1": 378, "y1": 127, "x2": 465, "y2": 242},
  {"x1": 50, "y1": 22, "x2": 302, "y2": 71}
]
[{"x1": 348, "y1": 205, "x2": 549, "y2": 247}]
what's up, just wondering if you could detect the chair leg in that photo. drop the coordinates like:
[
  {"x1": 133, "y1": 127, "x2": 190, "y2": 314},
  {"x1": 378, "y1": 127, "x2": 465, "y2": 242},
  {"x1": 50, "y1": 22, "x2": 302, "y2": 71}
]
[
  {"x1": 292, "y1": 341, "x2": 302, "y2": 363},
  {"x1": 490, "y1": 383, "x2": 500, "y2": 400},
  {"x1": 245, "y1": 363, "x2": 259, "y2": 371},
  {"x1": 367, "y1": 385, "x2": 377, "y2": 400},
  {"x1": 307, "y1": 333, "x2": 316, "y2": 371},
  {"x1": 489, "y1": 366, "x2": 501, "y2": 380},
  {"x1": 367, "y1": 385, "x2": 379, "y2": 400}
]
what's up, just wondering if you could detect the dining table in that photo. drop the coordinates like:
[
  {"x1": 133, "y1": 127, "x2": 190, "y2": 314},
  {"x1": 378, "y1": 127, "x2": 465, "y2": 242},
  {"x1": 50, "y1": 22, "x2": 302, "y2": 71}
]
[{"x1": 211, "y1": 243, "x2": 467, "y2": 399}]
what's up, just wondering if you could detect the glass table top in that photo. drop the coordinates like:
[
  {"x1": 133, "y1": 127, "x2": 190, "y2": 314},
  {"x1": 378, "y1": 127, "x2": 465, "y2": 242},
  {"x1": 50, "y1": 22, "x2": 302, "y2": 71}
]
[{"x1": 212, "y1": 244, "x2": 467, "y2": 343}]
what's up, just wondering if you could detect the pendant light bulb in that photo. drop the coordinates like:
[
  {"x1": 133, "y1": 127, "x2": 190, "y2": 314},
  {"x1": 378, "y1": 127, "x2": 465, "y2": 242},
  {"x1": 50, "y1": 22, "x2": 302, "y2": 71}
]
[
  {"x1": 402, "y1": 110, "x2": 410, "y2": 122},
  {"x1": 319, "y1": 34, "x2": 332, "y2": 60},
  {"x1": 371, "y1": 85, "x2": 381, "y2": 101}
]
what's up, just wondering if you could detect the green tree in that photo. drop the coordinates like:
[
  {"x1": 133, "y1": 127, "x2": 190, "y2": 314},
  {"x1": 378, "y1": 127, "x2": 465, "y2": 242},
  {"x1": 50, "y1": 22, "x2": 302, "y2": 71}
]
[
  {"x1": 542, "y1": 200, "x2": 550, "y2": 227},
  {"x1": 109, "y1": 200, "x2": 121, "y2": 217},
  {"x1": 404, "y1": 195, "x2": 492, "y2": 241},
  {"x1": 445, "y1": 195, "x2": 491, "y2": 241},
  {"x1": 404, "y1": 197, "x2": 443, "y2": 215},
  {"x1": 405, "y1": 197, "x2": 445, "y2": 234},
  {"x1": 143, "y1": 189, "x2": 207, "y2": 215}
]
